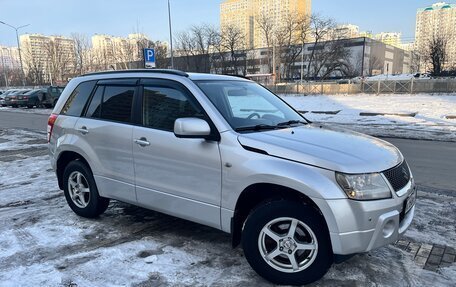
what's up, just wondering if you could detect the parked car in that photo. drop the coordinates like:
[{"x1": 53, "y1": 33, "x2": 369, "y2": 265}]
[
  {"x1": 8, "y1": 89, "x2": 47, "y2": 108},
  {"x1": 3, "y1": 89, "x2": 32, "y2": 107},
  {"x1": 41, "y1": 86, "x2": 65, "y2": 108},
  {"x1": 0, "y1": 89, "x2": 20, "y2": 106},
  {"x1": 49, "y1": 69, "x2": 416, "y2": 286}
]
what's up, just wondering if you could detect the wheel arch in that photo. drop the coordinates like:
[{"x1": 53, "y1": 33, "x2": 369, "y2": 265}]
[
  {"x1": 56, "y1": 151, "x2": 92, "y2": 190},
  {"x1": 231, "y1": 183, "x2": 331, "y2": 248}
]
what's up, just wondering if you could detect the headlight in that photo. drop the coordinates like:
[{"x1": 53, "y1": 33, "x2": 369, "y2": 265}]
[{"x1": 336, "y1": 172, "x2": 392, "y2": 200}]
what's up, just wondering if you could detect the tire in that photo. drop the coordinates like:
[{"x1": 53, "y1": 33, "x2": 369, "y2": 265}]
[
  {"x1": 63, "y1": 160, "x2": 110, "y2": 218},
  {"x1": 242, "y1": 201, "x2": 333, "y2": 286}
]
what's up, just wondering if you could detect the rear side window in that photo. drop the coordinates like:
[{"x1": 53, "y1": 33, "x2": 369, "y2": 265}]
[
  {"x1": 60, "y1": 81, "x2": 96, "y2": 116},
  {"x1": 85, "y1": 85, "x2": 134, "y2": 124}
]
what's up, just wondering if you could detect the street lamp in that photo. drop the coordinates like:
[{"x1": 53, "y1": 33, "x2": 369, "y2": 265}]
[
  {"x1": 0, "y1": 21, "x2": 30, "y2": 86},
  {"x1": 168, "y1": 0, "x2": 174, "y2": 69}
]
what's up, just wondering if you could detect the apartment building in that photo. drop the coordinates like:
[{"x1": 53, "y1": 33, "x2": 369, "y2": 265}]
[
  {"x1": 220, "y1": 0, "x2": 311, "y2": 49},
  {"x1": 334, "y1": 24, "x2": 360, "y2": 39},
  {"x1": 415, "y1": 2, "x2": 456, "y2": 69},
  {"x1": 0, "y1": 46, "x2": 20, "y2": 70},
  {"x1": 375, "y1": 32, "x2": 402, "y2": 48},
  {"x1": 91, "y1": 33, "x2": 150, "y2": 67},
  {"x1": 19, "y1": 34, "x2": 75, "y2": 83}
]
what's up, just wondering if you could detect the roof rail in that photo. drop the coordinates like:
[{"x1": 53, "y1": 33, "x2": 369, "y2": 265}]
[
  {"x1": 82, "y1": 69, "x2": 189, "y2": 77},
  {"x1": 223, "y1": 74, "x2": 251, "y2": 80}
]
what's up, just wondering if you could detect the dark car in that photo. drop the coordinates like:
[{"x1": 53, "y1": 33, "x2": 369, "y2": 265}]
[
  {"x1": 3, "y1": 90, "x2": 32, "y2": 107},
  {"x1": 41, "y1": 86, "x2": 65, "y2": 108},
  {"x1": 11, "y1": 89, "x2": 47, "y2": 108}
]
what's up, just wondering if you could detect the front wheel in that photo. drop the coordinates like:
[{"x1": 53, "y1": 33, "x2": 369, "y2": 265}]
[
  {"x1": 242, "y1": 201, "x2": 333, "y2": 286},
  {"x1": 63, "y1": 160, "x2": 110, "y2": 218}
]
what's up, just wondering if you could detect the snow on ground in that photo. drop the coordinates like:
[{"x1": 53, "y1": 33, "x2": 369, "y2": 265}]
[
  {"x1": 282, "y1": 93, "x2": 456, "y2": 142},
  {"x1": 0, "y1": 128, "x2": 455, "y2": 286},
  {"x1": 0, "y1": 106, "x2": 53, "y2": 115}
]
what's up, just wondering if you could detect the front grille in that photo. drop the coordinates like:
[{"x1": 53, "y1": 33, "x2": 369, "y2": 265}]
[{"x1": 383, "y1": 161, "x2": 411, "y2": 192}]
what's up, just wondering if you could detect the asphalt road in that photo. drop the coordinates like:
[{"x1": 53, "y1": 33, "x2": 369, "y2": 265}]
[{"x1": 0, "y1": 110, "x2": 455, "y2": 192}]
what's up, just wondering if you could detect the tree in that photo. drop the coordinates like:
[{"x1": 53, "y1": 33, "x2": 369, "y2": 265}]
[
  {"x1": 221, "y1": 24, "x2": 246, "y2": 75},
  {"x1": 425, "y1": 34, "x2": 448, "y2": 75},
  {"x1": 306, "y1": 15, "x2": 336, "y2": 79},
  {"x1": 256, "y1": 10, "x2": 275, "y2": 72},
  {"x1": 275, "y1": 13, "x2": 311, "y2": 80},
  {"x1": 71, "y1": 33, "x2": 90, "y2": 75}
]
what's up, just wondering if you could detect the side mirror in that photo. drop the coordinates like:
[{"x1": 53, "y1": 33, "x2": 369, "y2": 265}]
[{"x1": 174, "y1": 118, "x2": 211, "y2": 139}]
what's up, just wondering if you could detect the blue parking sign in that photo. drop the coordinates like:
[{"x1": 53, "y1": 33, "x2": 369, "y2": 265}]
[{"x1": 144, "y1": 48, "x2": 156, "y2": 68}]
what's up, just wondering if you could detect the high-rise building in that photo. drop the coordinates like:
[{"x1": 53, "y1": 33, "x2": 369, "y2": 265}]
[
  {"x1": 220, "y1": 0, "x2": 311, "y2": 49},
  {"x1": 375, "y1": 32, "x2": 402, "y2": 48},
  {"x1": 0, "y1": 46, "x2": 20, "y2": 70},
  {"x1": 91, "y1": 33, "x2": 150, "y2": 67},
  {"x1": 334, "y1": 24, "x2": 360, "y2": 39},
  {"x1": 19, "y1": 34, "x2": 75, "y2": 82},
  {"x1": 415, "y1": 2, "x2": 456, "y2": 69}
]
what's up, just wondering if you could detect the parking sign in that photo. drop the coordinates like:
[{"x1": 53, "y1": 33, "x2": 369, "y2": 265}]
[{"x1": 144, "y1": 48, "x2": 156, "y2": 68}]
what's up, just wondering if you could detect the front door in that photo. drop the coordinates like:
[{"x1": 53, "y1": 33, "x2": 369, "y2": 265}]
[{"x1": 132, "y1": 79, "x2": 222, "y2": 228}]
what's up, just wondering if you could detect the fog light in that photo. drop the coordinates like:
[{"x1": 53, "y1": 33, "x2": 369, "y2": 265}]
[{"x1": 382, "y1": 220, "x2": 395, "y2": 238}]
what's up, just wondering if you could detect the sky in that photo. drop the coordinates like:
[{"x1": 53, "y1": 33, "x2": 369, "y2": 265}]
[{"x1": 1, "y1": 0, "x2": 455, "y2": 47}]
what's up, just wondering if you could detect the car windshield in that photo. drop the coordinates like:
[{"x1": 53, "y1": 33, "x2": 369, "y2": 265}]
[{"x1": 195, "y1": 80, "x2": 307, "y2": 132}]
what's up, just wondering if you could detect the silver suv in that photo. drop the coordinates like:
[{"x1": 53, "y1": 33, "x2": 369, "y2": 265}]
[{"x1": 49, "y1": 70, "x2": 416, "y2": 285}]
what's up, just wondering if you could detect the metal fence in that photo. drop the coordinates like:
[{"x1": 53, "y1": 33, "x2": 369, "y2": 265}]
[{"x1": 266, "y1": 79, "x2": 456, "y2": 95}]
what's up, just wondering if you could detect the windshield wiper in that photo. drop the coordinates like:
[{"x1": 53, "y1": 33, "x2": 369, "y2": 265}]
[
  {"x1": 276, "y1": 120, "x2": 308, "y2": 127},
  {"x1": 235, "y1": 124, "x2": 280, "y2": 132}
]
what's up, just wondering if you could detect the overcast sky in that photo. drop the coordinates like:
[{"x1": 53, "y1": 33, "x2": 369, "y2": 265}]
[{"x1": 0, "y1": 0, "x2": 454, "y2": 47}]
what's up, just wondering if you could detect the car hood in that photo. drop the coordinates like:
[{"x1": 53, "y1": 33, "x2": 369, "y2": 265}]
[{"x1": 237, "y1": 124, "x2": 402, "y2": 173}]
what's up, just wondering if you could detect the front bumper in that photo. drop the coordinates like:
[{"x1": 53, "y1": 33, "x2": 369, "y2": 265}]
[{"x1": 326, "y1": 181, "x2": 416, "y2": 255}]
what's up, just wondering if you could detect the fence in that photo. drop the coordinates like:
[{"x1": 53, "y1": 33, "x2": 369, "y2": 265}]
[{"x1": 266, "y1": 79, "x2": 456, "y2": 95}]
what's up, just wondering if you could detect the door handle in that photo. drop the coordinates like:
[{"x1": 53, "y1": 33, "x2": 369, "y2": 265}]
[
  {"x1": 134, "y1": 137, "x2": 150, "y2": 147},
  {"x1": 76, "y1": 126, "x2": 89, "y2": 135}
]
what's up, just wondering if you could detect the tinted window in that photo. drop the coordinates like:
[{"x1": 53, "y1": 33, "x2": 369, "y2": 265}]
[
  {"x1": 142, "y1": 86, "x2": 203, "y2": 131},
  {"x1": 61, "y1": 81, "x2": 96, "y2": 116},
  {"x1": 100, "y1": 86, "x2": 134, "y2": 123},
  {"x1": 85, "y1": 86, "x2": 104, "y2": 118}
]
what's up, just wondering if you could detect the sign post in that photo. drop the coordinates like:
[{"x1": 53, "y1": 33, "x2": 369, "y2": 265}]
[{"x1": 143, "y1": 48, "x2": 156, "y2": 68}]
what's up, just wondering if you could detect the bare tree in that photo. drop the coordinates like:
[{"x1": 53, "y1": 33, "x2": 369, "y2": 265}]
[
  {"x1": 425, "y1": 34, "x2": 448, "y2": 75},
  {"x1": 256, "y1": 10, "x2": 275, "y2": 72},
  {"x1": 71, "y1": 33, "x2": 90, "y2": 75},
  {"x1": 221, "y1": 24, "x2": 246, "y2": 75},
  {"x1": 306, "y1": 15, "x2": 336, "y2": 79},
  {"x1": 275, "y1": 13, "x2": 311, "y2": 80},
  {"x1": 45, "y1": 38, "x2": 75, "y2": 83}
]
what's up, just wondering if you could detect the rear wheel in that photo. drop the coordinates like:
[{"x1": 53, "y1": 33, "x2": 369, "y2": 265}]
[
  {"x1": 242, "y1": 201, "x2": 333, "y2": 286},
  {"x1": 63, "y1": 160, "x2": 110, "y2": 218}
]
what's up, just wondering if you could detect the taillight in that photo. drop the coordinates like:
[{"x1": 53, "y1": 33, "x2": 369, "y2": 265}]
[
  {"x1": 47, "y1": 113, "x2": 58, "y2": 142},
  {"x1": 23, "y1": 96, "x2": 28, "y2": 100}
]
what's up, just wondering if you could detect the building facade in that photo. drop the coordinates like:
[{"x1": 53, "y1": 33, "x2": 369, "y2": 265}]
[
  {"x1": 0, "y1": 46, "x2": 20, "y2": 70},
  {"x1": 91, "y1": 33, "x2": 151, "y2": 69},
  {"x1": 334, "y1": 24, "x2": 360, "y2": 39},
  {"x1": 375, "y1": 32, "x2": 402, "y2": 48},
  {"x1": 19, "y1": 34, "x2": 75, "y2": 84},
  {"x1": 415, "y1": 2, "x2": 456, "y2": 69},
  {"x1": 220, "y1": 0, "x2": 311, "y2": 49}
]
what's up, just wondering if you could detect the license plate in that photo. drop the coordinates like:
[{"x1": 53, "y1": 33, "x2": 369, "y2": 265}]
[{"x1": 404, "y1": 189, "x2": 417, "y2": 214}]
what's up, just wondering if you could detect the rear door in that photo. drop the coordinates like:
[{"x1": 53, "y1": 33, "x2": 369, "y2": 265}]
[
  {"x1": 74, "y1": 79, "x2": 138, "y2": 203},
  {"x1": 132, "y1": 78, "x2": 222, "y2": 228}
]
